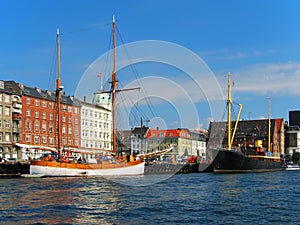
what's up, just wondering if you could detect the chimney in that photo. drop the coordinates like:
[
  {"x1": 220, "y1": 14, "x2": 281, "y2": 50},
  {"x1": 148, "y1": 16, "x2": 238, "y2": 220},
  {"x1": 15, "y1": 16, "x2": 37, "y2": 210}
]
[{"x1": 84, "y1": 96, "x2": 86, "y2": 103}]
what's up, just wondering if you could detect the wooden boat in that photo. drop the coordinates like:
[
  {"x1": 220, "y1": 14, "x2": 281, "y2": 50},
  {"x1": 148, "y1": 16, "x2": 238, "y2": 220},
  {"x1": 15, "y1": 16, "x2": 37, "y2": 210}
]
[
  {"x1": 30, "y1": 16, "x2": 145, "y2": 177},
  {"x1": 211, "y1": 73, "x2": 283, "y2": 173}
]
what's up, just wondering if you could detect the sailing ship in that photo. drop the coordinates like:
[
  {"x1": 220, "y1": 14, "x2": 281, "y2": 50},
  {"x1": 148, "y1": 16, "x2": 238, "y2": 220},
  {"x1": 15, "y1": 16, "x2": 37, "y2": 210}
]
[
  {"x1": 30, "y1": 16, "x2": 145, "y2": 176},
  {"x1": 209, "y1": 73, "x2": 283, "y2": 173}
]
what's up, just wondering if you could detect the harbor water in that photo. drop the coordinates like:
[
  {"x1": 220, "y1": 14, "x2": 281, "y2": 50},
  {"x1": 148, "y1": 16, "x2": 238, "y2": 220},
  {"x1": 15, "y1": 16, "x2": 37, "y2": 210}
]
[{"x1": 1, "y1": 171, "x2": 299, "y2": 224}]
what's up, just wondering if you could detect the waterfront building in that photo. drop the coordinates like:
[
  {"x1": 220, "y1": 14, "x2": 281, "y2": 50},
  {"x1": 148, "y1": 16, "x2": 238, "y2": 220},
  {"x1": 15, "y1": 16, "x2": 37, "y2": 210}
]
[
  {"x1": 0, "y1": 81, "x2": 22, "y2": 160},
  {"x1": 190, "y1": 130, "x2": 207, "y2": 157},
  {"x1": 285, "y1": 111, "x2": 300, "y2": 156},
  {"x1": 80, "y1": 101, "x2": 112, "y2": 151},
  {"x1": 285, "y1": 125, "x2": 300, "y2": 155},
  {"x1": 145, "y1": 128, "x2": 192, "y2": 161},
  {"x1": 19, "y1": 85, "x2": 81, "y2": 159},
  {"x1": 289, "y1": 110, "x2": 300, "y2": 127},
  {"x1": 130, "y1": 126, "x2": 150, "y2": 155}
]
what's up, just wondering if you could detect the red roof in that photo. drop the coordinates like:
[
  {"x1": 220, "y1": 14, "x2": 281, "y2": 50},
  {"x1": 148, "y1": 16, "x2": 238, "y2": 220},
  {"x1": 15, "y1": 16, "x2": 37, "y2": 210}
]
[{"x1": 145, "y1": 128, "x2": 191, "y2": 138}]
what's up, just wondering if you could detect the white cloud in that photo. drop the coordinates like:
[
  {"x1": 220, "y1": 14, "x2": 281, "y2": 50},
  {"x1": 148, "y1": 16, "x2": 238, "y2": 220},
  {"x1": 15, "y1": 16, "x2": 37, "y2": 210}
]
[{"x1": 232, "y1": 61, "x2": 300, "y2": 96}]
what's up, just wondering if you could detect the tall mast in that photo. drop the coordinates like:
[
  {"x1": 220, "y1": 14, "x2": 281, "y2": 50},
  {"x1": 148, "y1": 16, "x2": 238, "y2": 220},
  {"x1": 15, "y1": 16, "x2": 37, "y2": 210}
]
[
  {"x1": 56, "y1": 29, "x2": 62, "y2": 159},
  {"x1": 227, "y1": 72, "x2": 232, "y2": 150},
  {"x1": 111, "y1": 15, "x2": 118, "y2": 153},
  {"x1": 267, "y1": 97, "x2": 271, "y2": 152}
]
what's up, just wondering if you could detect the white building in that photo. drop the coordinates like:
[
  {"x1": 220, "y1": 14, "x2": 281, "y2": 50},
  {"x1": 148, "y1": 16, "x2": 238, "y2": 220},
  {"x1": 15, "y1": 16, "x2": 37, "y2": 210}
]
[
  {"x1": 81, "y1": 92, "x2": 112, "y2": 154},
  {"x1": 285, "y1": 126, "x2": 300, "y2": 156}
]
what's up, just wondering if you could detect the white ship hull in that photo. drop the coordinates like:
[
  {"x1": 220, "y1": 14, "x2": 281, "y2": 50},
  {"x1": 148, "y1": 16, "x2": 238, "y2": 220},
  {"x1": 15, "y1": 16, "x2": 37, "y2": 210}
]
[{"x1": 30, "y1": 162, "x2": 145, "y2": 177}]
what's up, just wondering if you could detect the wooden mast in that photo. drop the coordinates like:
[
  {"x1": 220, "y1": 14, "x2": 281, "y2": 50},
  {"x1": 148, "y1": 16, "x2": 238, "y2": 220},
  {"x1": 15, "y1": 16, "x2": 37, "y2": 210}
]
[
  {"x1": 227, "y1": 72, "x2": 232, "y2": 150},
  {"x1": 227, "y1": 72, "x2": 242, "y2": 149},
  {"x1": 56, "y1": 29, "x2": 63, "y2": 159},
  {"x1": 267, "y1": 97, "x2": 271, "y2": 152},
  {"x1": 111, "y1": 15, "x2": 118, "y2": 154}
]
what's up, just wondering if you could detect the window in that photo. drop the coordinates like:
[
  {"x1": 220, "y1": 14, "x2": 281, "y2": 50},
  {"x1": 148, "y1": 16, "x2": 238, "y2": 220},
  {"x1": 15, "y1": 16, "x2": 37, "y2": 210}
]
[
  {"x1": 0, "y1": 133, "x2": 2, "y2": 141},
  {"x1": 34, "y1": 135, "x2": 39, "y2": 143},
  {"x1": 0, "y1": 120, "x2": 2, "y2": 128},
  {"x1": 75, "y1": 140, "x2": 79, "y2": 146},
  {"x1": 50, "y1": 113, "x2": 53, "y2": 120},
  {"x1": 68, "y1": 117, "x2": 71, "y2": 123},
  {"x1": 49, "y1": 102, "x2": 53, "y2": 109},
  {"x1": 42, "y1": 101, "x2": 46, "y2": 107},
  {"x1": 26, "y1": 134, "x2": 30, "y2": 142},
  {"x1": 68, "y1": 139, "x2": 72, "y2": 145},
  {"x1": 68, "y1": 127, "x2": 72, "y2": 135},
  {"x1": 35, "y1": 99, "x2": 39, "y2": 106},
  {"x1": 75, "y1": 128, "x2": 79, "y2": 135},
  {"x1": 42, "y1": 112, "x2": 46, "y2": 119},
  {"x1": 35, "y1": 111, "x2": 39, "y2": 118},
  {"x1": 0, "y1": 93, "x2": 2, "y2": 102},
  {"x1": 42, "y1": 136, "x2": 47, "y2": 143},
  {"x1": 5, "y1": 133, "x2": 10, "y2": 142},
  {"x1": 26, "y1": 109, "x2": 30, "y2": 117},
  {"x1": 5, "y1": 107, "x2": 10, "y2": 116},
  {"x1": 62, "y1": 116, "x2": 66, "y2": 122},
  {"x1": 49, "y1": 124, "x2": 53, "y2": 133},
  {"x1": 5, "y1": 120, "x2": 9, "y2": 129},
  {"x1": 62, "y1": 127, "x2": 66, "y2": 134},
  {"x1": 90, "y1": 110, "x2": 93, "y2": 116},
  {"x1": 26, "y1": 121, "x2": 30, "y2": 131},
  {"x1": 42, "y1": 123, "x2": 46, "y2": 131},
  {"x1": 5, "y1": 95, "x2": 10, "y2": 103},
  {"x1": 62, "y1": 138, "x2": 66, "y2": 145},
  {"x1": 0, "y1": 106, "x2": 2, "y2": 115},
  {"x1": 74, "y1": 108, "x2": 78, "y2": 114},
  {"x1": 75, "y1": 118, "x2": 78, "y2": 125},
  {"x1": 26, "y1": 98, "x2": 30, "y2": 104},
  {"x1": 35, "y1": 122, "x2": 39, "y2": 131},
  {"x1": 49, "y1": 137, "x2": 53, "y2": 144},
  {"x1": 68, "y1": 106, "x2": 71, "y2": 112}
]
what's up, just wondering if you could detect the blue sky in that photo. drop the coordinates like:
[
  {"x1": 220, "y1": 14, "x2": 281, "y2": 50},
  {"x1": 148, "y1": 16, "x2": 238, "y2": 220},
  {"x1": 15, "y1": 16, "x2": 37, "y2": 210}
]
[{"x1": 1, "y1": 0, "x2": 300, "y2": 129}]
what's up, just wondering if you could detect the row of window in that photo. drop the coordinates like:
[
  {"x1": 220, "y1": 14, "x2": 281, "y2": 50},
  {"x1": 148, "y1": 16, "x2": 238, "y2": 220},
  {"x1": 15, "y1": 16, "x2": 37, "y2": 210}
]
[
  {"x1": 81, "y1": 119, "x2": 110, "y2": 129},
  {"x1": 0, "y1": 94, "x2": 10, "y2": 103},
  {"x1": 25, "y1": 110, "x2": 79, "y2": 124},
  {"x1": 0, "y1": 132, "x2": 10, "y2": 142},
  {"x1": 0, "y1": 106, "x2": 10, "y2": 116},
  {"x1": 25, "y1": 120, "x2": 79, "y2": 135},
  {"x1": 25, "y1": 134, "x2": 79, "y2": 146},
  {"x1": 81, "y1": 140, "x2": 110, "y2": 149},
  {"x1": 81, "y1": 109, "x2": 109, "y2": 119},
  {"x1": 26, "y1": 97, "x2": 79, "y2": 114},
  {"x1": 0, "y1": 120, "x2": 11, "y2": 129},
  {"x1": 81, "y1": 130, "x2": 110, "y2": 139}
]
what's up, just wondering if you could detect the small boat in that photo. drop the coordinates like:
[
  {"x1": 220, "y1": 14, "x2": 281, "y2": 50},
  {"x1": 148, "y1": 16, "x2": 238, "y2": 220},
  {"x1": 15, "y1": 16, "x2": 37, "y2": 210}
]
[
  {"x1": 30, "y1": 16, "x2": 145, "y2": 177},
  {"x1": 283, "y1": 163, "x2": 300, "y2": 171}
]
